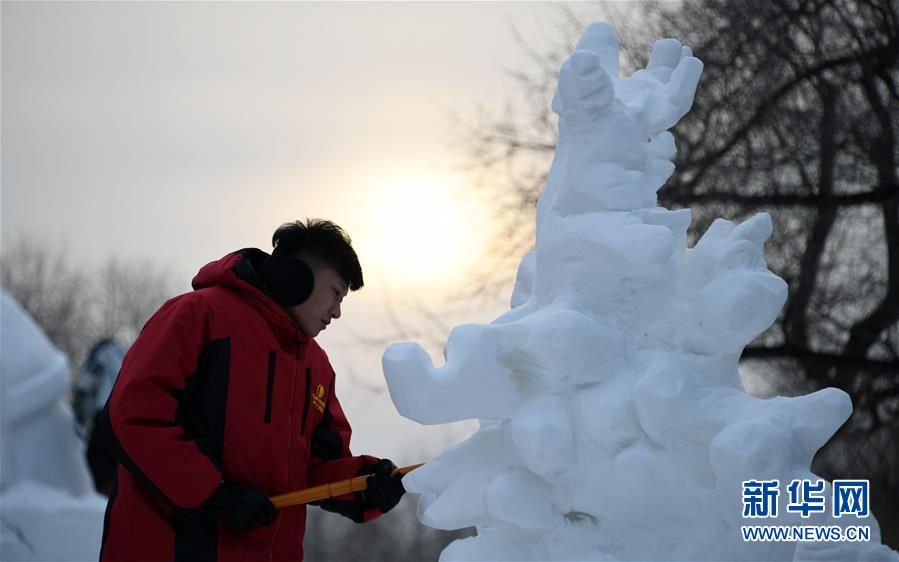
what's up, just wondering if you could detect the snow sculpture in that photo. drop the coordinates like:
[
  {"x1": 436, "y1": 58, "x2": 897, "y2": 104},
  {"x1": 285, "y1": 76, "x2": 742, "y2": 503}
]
[
  {"x1": 0, "y1": 291, "x2": 94, "y2": 494},
  {"x1": 383, "y1": 23, "x2": 898, "y2": 561},
  {"x1": 1, "y1": 290, "x2": 107, "y2": 560}
]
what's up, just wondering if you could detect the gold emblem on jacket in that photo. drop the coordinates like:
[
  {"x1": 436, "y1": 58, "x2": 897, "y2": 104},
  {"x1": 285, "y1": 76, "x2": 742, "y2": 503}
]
[{"x1": 312, "y1": 384, "x2": 326, "y2": 414}]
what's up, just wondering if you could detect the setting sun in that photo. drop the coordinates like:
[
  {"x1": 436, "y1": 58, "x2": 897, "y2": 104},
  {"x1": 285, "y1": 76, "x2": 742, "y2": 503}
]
[{"x1": 352, "y1": 173, "x2": 482, "y2": 289}]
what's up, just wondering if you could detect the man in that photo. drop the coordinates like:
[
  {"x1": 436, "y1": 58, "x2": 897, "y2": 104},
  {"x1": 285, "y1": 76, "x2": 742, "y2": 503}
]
[{"x1": 98, "y1": 219, "x2": 405, "y2": 561}]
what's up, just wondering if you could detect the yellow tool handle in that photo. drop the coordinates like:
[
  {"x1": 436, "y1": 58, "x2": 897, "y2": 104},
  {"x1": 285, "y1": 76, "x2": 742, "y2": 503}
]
[{"x1": 269, "y1": 463, "x2": 423, "y2": 509}]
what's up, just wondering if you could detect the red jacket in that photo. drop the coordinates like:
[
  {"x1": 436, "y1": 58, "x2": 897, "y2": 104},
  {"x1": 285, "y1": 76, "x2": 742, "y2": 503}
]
[{"x1": 99, "y1": 249, "x2": 380, "y2": 562}]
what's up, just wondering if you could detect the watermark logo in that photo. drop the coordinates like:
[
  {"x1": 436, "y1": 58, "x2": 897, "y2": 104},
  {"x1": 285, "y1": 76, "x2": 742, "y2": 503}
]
[
  {"x1": 741, "y1": 525, "x2": 871, "y2": 542},
  {"x1": 742, "y1": 479, "x2": 779, "y2": 518},
  {"x1": 832, "y1": 480, "x2": 869, "y2": 518},
  {"x1": 741, "y1": 479, "x2": 871, "y2": 542},
  {"x1": 787, "y1": 479, "x2": 826, "y2": 518}
]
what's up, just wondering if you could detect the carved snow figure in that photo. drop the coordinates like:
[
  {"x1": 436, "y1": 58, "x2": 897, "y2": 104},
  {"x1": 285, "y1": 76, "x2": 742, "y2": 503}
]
[
  {"x1": 0, "y1": 290, "x2": 107, "y2": 560},
  {"x1": 383, "y1": 23, "x2": 898, "y2": 561}
]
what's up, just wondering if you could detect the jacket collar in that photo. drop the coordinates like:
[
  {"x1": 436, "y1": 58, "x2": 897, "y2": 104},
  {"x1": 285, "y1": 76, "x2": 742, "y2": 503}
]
[{"x1": 192, "y1": 249, "x2": 310, "y2": 348}]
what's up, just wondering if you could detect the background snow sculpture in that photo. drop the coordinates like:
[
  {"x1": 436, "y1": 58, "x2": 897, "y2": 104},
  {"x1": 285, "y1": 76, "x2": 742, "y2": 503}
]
[
  {"x1": 1, "y1": 290, "x2": 107, "y2": 561},
  {"x1": 383, "y1": 23, "x2": 899, "y2": 561}
]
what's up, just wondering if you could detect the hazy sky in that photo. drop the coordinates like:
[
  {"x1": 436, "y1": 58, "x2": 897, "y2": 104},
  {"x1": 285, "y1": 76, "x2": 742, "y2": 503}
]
[
  {"x1": 2, "y1": 1, "x2": 596, "y2": 281},
  {"x1": 2, "y1": 1, "x2": 611, "y2": 460}
]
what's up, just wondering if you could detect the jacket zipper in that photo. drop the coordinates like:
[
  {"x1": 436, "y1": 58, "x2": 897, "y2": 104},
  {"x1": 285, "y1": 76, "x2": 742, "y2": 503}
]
[
  {"x1": 301, "y1": 367, "x2": 312, "y2": 436},
  {"x1": 264, "y1": 351, "x2": 276, "y2": 423},
  {"x1": 269, "y1": 344, "x2": 301, "y2": 562},
  {"x1": 269, "y1": 337, "x2": 303, "y2": 561}
]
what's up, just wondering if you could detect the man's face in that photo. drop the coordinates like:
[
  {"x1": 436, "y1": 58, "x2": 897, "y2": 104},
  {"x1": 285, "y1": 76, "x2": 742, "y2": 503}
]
[{"x1": 284, "y1": 266, "x2": 348, "y2": 338}]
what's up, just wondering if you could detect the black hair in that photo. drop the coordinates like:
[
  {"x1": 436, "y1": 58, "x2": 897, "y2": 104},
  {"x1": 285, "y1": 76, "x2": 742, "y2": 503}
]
[{"x1": 271, "y1": 219, "x2": 364, "y2": 291}]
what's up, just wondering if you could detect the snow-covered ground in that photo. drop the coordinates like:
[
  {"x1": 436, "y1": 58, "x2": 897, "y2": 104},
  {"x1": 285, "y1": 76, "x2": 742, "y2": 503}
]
[{"x1": 1, "y1": 483, "x2": 106, "y2": 562}]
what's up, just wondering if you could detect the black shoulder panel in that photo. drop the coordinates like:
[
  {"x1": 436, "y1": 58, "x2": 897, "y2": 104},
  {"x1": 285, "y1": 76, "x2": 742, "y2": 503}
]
[
  {"x1": 174, "y1": 337, "x2": 231, "y2": 472},
  {"x1": 99, "y1": 336, "x2": 231, "y2": 509}
]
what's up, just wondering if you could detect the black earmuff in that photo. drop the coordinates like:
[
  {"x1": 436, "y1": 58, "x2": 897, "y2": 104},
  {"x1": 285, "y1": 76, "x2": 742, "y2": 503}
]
[{"x1": 261, "y1": 254, "x2": 314, "y2": 306}]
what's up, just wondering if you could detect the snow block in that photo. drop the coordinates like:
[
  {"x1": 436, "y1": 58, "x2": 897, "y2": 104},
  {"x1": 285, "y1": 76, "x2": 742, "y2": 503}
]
[
  {"x1": 383, "y1": 328, "x2": 521, "y2": 424},
  {"x1": 508, "y1": 395, "x2": 574, "y2": 476},
  {"x1": 485, "y1": 468, "x2": 560, "y2": 529}
]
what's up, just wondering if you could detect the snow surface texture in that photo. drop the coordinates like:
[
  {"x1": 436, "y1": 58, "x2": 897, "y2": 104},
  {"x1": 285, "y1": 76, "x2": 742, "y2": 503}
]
[
  {"x1": 0, "y1": 482, "x2": 106, "y2": 562},
  {"x1": 1, "y1": 291, "x2": 106, "y2": 561},
  {"x1": 383, "y1": 23, "x2": 899, "y2": 562}
]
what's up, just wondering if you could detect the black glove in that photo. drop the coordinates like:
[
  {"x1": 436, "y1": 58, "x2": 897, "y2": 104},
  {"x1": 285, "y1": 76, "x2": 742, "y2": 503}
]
[
  {"x1": 212, "y1": 481, "x2": 277, "y2": 532},
  {"x1": 359, "y1": 459, "x2": 406, "y2": 513}
]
